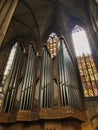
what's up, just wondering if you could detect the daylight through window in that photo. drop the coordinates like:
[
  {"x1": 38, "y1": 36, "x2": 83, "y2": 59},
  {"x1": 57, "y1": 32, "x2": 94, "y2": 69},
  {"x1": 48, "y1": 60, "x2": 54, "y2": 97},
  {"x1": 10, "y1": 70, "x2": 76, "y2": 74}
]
[{"x1": 72, "y1": 25, "x2": 98, "y2": 97}]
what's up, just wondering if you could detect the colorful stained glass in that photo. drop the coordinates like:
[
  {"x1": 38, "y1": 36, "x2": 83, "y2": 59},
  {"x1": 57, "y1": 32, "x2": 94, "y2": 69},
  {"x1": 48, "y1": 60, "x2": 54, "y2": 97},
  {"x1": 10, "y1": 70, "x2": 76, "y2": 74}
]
[
  {"x1": 78, "y1": 63, "x2": 82, "y2": 69},
  {"x1": 87, "y1": 82, "x2": 94, "y2": 96},
  {"x1": 93, "y1": 67, "x2": 97, "y2": 73},
  {"x1": 87, "y1": 82, "x2": 91, "y2": 88},
  {"x1": 92, "y1": 81, "x2": 96, "y2": 87},
  {"x1": 90, "y1": 74, "x2": 94, "y2": 80},
  {"x1": 82, "y1": 63, "x2": 86, "y2": 68},
  {"x1": 94, "y1": 74, "x2": 98, "y2": 80},
  {"x1": 47, "y1": 33, "x2": 59, "y2": 58},
  {"x1": 83, "y1": 88, "x2": 89, "y2": 97},
  {"x1": 81, "y1": 76, "x2": 85, "y2": 82},
  {"x1": 90, "y1": 59, "x2": 95, "y2": 67},
  {"x1": 89, "y1": 55, "x2": 93, "y2": 61},
  {"x1": 86, "y1": 62, "x2": 91, "y2": 68},
  {"x1": 80, "y1": 70, "x2": 83, "y2": 76},
  {"x1": 81, "y1": 58, "x2": 85, "y2": 63},
  {"x1": 85, "y1": 75, "x2": 89, "y2": 81},
  {"x1": 72, "y1": 25, "x2": 98, "y2": 97},
  {"x1": 86, "y1": 57, "x2": 89, "y2": 62},
  {"x1": 88, "y1": 68, "x2": 93, "y2": 74},
  {"x1": 94, "y1": 88, "x2": 98, "y2": 96},
  {"x1": 88, "y1": 89, "x2": 94, "y2": 96},
  {"x1": 83, "y1": 69, "x2": 88, "y2": 75}
]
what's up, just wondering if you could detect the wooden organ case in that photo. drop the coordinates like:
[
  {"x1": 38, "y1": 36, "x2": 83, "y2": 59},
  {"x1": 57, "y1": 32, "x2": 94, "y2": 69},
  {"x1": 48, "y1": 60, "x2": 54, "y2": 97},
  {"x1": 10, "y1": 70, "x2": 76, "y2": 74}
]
[{"x1": 0, "y1": 39, "x2": 86, "y2": 130}]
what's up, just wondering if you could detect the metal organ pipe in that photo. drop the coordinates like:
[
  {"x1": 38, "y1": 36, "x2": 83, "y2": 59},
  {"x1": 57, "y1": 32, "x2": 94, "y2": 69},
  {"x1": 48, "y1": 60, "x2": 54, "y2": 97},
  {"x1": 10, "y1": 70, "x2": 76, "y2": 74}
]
[
  {"x1": 8, "y1": 47, "x2": 22, "y2": 112},
  {"x1": 1, "y1": 44, "x2": 22, "y2": 112},
  {"x1": 1, "y1": 41, "x2": 82, "y2": 113},
  {"x1": 40, "y1": 48, "x2": 51, "y2": 108},
  {"x1": 47, "y1": 53, "x2": 51, "y2": 107},
  {"x1": 27, "y1": 47, "x2": 35, "y2": 109},
  {"x1": 53, "y1": 58, "x2": 58, "y2": 106},
  {"x1": 58, "y1": 40, "x2": 81, "y2": 109},
  {"x1": 20, "y1": 44, "x2": 35, "y2": 110},
  {"x1": 20, "y1": 45, "x2": 31, "y2": 109},
  {"x1": 58, "y1": 43, "x2": 67, "y2": 106},
  {"x1": 34, "y1": 57, "x2": 41, "y2": 109}
]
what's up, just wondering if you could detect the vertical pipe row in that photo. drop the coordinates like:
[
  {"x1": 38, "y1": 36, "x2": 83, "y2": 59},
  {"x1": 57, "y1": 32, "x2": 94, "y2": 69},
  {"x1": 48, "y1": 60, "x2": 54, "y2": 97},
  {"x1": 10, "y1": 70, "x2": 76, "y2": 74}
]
[
  {"x1": 20, "y1": 45, "x2": 35, "y2": 110},
  {"x1": 53, "y1": 58, "x2": 58, "y2": 107},
  {"x1": 47, "y1": 53, "x2": 51, "y2": 107},
  {"x1": 44, "y1": 49, "x2": 47, "y2": 107},
  {"x1": 62, "y1": 41, "x2": 80, "y2": 108},
  {"x1": 34, "y1": 57, "x2": 41, "y2": 109},
  {"x1": 40, "y1": 48, "x2": 51, "y2": 108},
  {"x1": 1, "y1": 44, "x2": 21, "y2": 112},
  {"x1": 40, "y1": 48, "x2": 45, "y2": 107},
  {"x1": 58, "y1": 43, "x2": 67, "y2": 106},
  {"x1": 8, "y1": 46, "x2": 22, "y2": 112},
  {"x1": 58, "y1": 40, "x2": 81, "y2": 109},
  {"x1": 21, "y1": 45, "x2": 32, "y2": 109}
]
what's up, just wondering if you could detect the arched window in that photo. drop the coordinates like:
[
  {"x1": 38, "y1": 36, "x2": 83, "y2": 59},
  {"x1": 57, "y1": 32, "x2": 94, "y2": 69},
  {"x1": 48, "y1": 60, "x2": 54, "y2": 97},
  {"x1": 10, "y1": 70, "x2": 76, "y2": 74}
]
[
  {"x1": 47, "y1": 32, "x2": 60, "y2": 58},
  {"x1": 72, "y1": 25, "x2": 98, "y2": 97}
]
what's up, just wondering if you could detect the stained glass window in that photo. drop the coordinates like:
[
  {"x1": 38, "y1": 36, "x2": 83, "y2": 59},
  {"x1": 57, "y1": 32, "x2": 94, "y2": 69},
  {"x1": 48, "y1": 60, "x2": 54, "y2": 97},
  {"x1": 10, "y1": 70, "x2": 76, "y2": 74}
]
[
  {"x1": 72, "y1": 25, "x2": 98, "y2": 97},
  {"x1": 47, "y1": 32, "x2": 60, "y2": 58}
]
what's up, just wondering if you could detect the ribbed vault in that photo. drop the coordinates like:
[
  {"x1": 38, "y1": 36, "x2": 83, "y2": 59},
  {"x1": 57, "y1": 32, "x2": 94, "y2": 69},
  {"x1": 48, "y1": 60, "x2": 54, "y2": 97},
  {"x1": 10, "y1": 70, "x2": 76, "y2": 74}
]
[{"x1": 1, "y1": 0, "x2": 90, "y2": 49}]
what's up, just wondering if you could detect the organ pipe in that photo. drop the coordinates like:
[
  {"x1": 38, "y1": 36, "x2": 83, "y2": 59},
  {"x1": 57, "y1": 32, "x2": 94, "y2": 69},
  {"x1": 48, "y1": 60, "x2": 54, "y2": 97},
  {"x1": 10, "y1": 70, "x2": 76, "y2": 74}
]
[
  {"x1": 58, "y1": 40, "x2": 81, "y2": 109},
  {"x1": 33, "y1": 57, "x2": 41, "y2": 109},
  {"x1": 0, "y1": 39, "x2": 82, "y2": 113},
  {"x1": 1, "y1": 43, "x2": 22, "y2": 112},
  {"x1": 40, "y1": 47, "x2": 51, "y2": 108},
  {"x1": 20, "y1": 44, "x2": 35, "y2": 110}
]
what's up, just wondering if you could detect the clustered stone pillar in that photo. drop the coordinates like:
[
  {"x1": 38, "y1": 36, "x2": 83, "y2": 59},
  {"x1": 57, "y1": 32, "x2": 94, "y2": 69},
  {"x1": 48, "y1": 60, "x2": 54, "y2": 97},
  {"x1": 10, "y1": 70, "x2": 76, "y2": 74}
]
[{"x1": 0, "y1": 0, "x2": 19, "y2": 46}]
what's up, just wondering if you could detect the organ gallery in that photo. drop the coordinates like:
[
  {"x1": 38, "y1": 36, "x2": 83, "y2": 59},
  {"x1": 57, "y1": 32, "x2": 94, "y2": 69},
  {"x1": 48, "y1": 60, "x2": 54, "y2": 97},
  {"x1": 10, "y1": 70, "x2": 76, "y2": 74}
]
[{"x1": 0, "y1": 0, "x2": 98, "y2": 130}]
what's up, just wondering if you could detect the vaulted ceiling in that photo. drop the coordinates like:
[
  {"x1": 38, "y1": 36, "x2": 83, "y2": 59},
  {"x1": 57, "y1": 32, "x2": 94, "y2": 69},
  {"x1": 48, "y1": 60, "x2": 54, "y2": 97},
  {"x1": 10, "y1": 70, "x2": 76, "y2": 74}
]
[{"x1": 2, "y1": 0, "x2": 98, "y2": 49}]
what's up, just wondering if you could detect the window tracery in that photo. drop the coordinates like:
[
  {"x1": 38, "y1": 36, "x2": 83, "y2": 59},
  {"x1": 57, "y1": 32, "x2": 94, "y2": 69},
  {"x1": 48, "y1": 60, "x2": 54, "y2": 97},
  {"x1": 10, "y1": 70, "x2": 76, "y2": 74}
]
[
  {"x1": 72, "y1": 25, "x2": 98, "y2": 97},
  {"x1": 47, "y1": 33, "x2": 60, "y2": 58}
]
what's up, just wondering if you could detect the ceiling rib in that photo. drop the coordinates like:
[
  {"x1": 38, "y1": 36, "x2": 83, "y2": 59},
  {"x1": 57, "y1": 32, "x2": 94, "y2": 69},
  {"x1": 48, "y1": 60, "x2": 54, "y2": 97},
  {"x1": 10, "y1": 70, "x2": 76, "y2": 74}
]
[{"x1": 22, "y1": 2, "x2": 40, "y2": 38}]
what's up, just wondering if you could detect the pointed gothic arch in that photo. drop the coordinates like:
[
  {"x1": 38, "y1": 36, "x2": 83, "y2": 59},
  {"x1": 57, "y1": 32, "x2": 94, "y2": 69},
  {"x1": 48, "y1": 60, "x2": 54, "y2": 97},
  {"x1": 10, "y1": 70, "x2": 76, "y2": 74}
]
[{"x1": 71, "y1": 24, "x2": 98, "y2": 97}]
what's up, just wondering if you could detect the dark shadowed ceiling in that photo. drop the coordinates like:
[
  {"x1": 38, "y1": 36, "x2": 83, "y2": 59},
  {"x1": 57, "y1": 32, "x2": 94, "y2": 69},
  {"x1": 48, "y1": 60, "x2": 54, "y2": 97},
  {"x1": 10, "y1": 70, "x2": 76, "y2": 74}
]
[{"x1": 2, "y1": 0, "x2": 97, "y2": 49}]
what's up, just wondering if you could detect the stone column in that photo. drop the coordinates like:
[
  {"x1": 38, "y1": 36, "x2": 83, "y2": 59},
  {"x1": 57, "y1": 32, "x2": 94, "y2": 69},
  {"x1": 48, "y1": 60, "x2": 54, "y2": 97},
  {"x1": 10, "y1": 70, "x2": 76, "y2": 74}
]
[{"x1": 0, "y1": 0, "x2": 19, "y2": 46}]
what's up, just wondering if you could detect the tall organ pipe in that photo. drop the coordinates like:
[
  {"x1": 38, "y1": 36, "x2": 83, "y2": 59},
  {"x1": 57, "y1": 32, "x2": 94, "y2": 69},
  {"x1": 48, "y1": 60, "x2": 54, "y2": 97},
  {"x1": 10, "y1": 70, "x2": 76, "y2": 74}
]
[
  {"x1": 1, "y1": 44, "x2": 22, "y2": 112},
  {"x1": 20, "y1": 44, "x2": 35, "y2": 110},
  {"x1": 40, "y1": 48, "x2": 51, "y2": 108},
  {"x1": 58, "y1": 40, "x2": 81, "y2": 109}
]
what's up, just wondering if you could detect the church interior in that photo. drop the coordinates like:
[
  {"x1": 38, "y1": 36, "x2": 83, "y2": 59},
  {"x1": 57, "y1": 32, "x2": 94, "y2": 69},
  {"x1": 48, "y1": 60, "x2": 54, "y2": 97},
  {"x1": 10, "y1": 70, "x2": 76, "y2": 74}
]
[{"x1": 0, "y1": 0, "x2": 98, "y2": 130}]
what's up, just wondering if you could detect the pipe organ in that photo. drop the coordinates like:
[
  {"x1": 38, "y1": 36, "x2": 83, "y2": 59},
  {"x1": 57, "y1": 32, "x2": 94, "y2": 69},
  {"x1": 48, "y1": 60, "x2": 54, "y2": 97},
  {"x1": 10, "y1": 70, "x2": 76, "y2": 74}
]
[
  {"x1": 0, "y1": 39, "x2": 86, "y2": 125},
  {"x1": 58, "y1": 40, "x2": 81, "y2": 109},
  {"x1": 40, "y1": 47, "x2": 51, "y2": 108},
  {"x1": 1, "y1": 43, "x2": 22, "y2": 112},
  {"x1": 19, "y1": 44, "x2": 35, "y2": 110}
]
